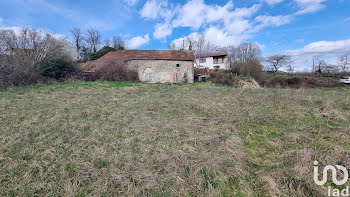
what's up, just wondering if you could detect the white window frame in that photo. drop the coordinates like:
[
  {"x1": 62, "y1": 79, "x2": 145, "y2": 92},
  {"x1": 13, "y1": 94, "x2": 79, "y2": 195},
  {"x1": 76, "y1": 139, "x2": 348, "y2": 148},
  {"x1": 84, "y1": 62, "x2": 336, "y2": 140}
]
[{"x1": 145, "y1": 72, "x2": 152, "y2": 82}]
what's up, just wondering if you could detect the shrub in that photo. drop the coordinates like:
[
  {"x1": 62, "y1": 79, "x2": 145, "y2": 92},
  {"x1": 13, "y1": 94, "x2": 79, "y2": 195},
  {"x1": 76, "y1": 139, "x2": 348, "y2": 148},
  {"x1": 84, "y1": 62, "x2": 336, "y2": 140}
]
[
  {"x1": 0, "y1": 55, "x2": 43, "y2": 89},
  {"x1": 183, "y1": 72, "x2": 188, "y2": 83},
  {"x1": 209, "y1": 71, "x2": 236, "y2": 86},
  {"x1": 0, "y1": 63, "x2": 42, "y2": 90},
  {"x1": 90, "y1": 46, "x2": 116, "y2": 61},
  {"x1": 260, "y1": 76, "x2": 345, "y2": 88},
  {"x1": 36, "y1": 59, "x2": 77, "y2": 79},
  {"x1": 231, "y1": 59, "x2": 264, "y2": 82},
  {"x1": 0, "y1": 28, "x2": 75, "y2": 89},
  {"x1": 87, "y1": 63, "x2": 138, "y2": 82},
  {"x1": 238, "y1": 59, "x2": 264, "y2": 82}
]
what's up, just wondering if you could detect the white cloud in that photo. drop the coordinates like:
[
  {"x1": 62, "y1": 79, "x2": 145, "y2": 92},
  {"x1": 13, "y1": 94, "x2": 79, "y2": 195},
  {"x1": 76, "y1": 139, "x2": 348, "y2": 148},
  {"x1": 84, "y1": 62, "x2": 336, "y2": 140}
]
[
  {"x1": 294, "y1": 0, "x2": 327, "y2": 15},
  {"x1": 263, "y1": 0, "x2": 285, "y2": 5},
  {"x1": 167, "y1": 1, "x2": 262, "y2": 46},
  {"x1": 255, "y1": 15, "x2": 293, "y2": 30},
  {"x1": 286, "y1": 38, "x2": 350, "y2": 69},
  {"x1": 127, "y1": 34, "x2": 150, "y2": 48},
  {"x1": 224, "y1": 19, "x2": 252, "y2": 35},
  {"x1": 288, "y1": 39, "x2": 350, "y2": 54},
  {"x1": 142, "y1": 0, "x2": 316, "y2": 47},
  {"x1": 230, "y1": 4, "x2": 261, "y2": 18},
  {"x1": 172, "y1": 1, "x2": 260, "y2": 29},
  {"x1": 172, "y1": 0, "x2": 208, "y2": 29},
  {"x1": 148, "y1": 0, "x2": 262, "y2": 42},
  {"x1": 204, "y1": 26, "x2": 247, "y2": 47},
  {"x1": 153, "y1": 23, "x2": 172, "y2": 40},
  {"x1": 140, "y1": 0, "x2": 168, "y2": 20}
]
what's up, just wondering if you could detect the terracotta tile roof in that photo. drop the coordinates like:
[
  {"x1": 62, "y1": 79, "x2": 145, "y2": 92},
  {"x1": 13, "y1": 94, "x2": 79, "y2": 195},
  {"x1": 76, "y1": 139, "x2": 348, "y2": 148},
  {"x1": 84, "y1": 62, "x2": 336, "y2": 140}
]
[
  {"x1": 200, "y1": 51, "x2": 228, "y2": 58},
  {"x1": 81, "y1": 50, "x2": 194, "y2": 72}
]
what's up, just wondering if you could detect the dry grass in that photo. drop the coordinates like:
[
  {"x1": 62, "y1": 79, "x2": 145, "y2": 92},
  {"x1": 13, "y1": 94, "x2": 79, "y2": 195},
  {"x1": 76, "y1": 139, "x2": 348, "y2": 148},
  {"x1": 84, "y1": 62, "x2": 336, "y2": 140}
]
[{"x1": 0, "y1": 82, "x2": 349, "y2": 196}]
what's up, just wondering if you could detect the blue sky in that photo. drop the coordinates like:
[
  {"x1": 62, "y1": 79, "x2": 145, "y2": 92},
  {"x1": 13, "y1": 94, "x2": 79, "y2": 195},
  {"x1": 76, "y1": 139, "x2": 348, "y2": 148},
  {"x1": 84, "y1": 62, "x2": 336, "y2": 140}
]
[{"x1": 0, "y1": 0, "x2": 350, "y2": 70}]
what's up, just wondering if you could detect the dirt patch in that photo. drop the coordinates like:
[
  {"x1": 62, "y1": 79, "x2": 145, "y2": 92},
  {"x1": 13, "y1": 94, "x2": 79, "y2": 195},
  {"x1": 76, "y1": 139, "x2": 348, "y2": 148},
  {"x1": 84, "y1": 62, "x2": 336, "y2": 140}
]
[{"x1": 235, "y1": 78, "x2": 261, "y2": 89}]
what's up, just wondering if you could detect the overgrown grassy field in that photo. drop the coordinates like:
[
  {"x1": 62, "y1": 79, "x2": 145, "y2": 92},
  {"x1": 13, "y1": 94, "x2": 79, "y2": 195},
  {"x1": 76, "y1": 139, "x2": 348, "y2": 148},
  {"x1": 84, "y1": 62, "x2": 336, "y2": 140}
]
[{"x1": 1, "y1": 82, "x2": 349, "y2": 196}]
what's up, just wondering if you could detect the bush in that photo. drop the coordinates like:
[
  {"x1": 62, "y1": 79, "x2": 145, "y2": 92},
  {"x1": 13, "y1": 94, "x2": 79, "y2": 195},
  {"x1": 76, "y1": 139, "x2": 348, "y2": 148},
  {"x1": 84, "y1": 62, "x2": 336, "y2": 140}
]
[
  {"x1": 0, "y1": 55, "x2": 43, "y2": 89},
  {"x1": 0, "y1": 28, "x2": 76, "y2": 89},
  {"x1": 231, "y1": 59, "x2": 264, "y2": 82},
  {"x1": 260, "y1": 76, "x2": 345, "y2": 88},
  {"x1": 36, "y1": 59, "x2": 77, "y2": 79},
  {"x1": 0, "y1": 63, "x2": 42, "y2": 90},
  {"x1": 209, "y1": 71, "x2": 236, "y2": 86},
  {"x1": 90, "y1": 46, "x2": 116, "y2": 61},
  {"x1": 183, "y1": 72, "x2": 188, "y2": 83},
  {"x1": 87, "y1": 63, "x2": 138, "y2": 82}
]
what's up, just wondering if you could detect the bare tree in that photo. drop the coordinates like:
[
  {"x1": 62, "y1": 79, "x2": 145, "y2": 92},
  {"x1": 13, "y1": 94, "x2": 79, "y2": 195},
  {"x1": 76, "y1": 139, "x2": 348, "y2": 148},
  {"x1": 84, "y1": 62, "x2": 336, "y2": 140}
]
[
  {"x1": 195, "y1": 34, "x2": 205, "y2": 55},
  {"x1": 229, "y1": 43, "x2": 262, "y2": 63},
  {"x1": 1, "y1": 28, "x2": 73, "y2": 64},
  {"x1": 338, "y1": 53, "x2": 350, "y2": 73},
  {"x1": 168, "y1": 42, "x2": 177, "y2": 50},
  {"x1": 0, "y1": 28, "x2": 74, "y2": 88},
  {"x1": 265, "y1": 55, "x2": 292, "y2": 75},
  {"x1": 104, "y1": 38, "x2": 111, "y2": 47},
  {"x1": 85, "y1": 27, "x2": 101, "y2": 53},
  {"x1": 286, "y1": 64, "x2": 295, "y2": 74},
  {"x1": 112, "y1": 36, "x2": 126, "y2": 50},
  {"x1": 323, "y1": 64, "x2": 338, "y2": 74},
  {"x1": 70, "y1": 27, "x2": 84, "y2": 61},
  {"x1": 168, "y1": 34, "x2": 217, "y2": 55},
  {"x1": 315, "y1": 60, "x2": 338, "y2": 74},
  {"x1": 314, "y1": 60, "x2": 326, "y2": 74}
]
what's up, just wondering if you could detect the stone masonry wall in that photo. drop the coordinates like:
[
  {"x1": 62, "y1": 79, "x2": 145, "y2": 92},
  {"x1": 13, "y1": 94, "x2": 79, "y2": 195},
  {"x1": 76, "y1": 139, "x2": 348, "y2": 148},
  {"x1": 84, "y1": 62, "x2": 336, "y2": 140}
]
[{"x1": 125, "y1": 60, "x2": 194, "y2": 83}]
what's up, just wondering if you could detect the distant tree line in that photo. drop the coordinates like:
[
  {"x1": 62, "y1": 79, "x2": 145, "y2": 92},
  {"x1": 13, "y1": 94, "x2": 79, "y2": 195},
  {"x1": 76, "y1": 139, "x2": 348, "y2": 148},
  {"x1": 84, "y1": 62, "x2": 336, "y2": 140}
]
[
  {"x1": 70, "y1": 27, "x2": 126, "y2": 62},
  {"x1": 169, "y1": 34, "x2": 350, "y2": 79},
  {"x1": 0, "y1": 27, "x2": 129, "y2": 89}
]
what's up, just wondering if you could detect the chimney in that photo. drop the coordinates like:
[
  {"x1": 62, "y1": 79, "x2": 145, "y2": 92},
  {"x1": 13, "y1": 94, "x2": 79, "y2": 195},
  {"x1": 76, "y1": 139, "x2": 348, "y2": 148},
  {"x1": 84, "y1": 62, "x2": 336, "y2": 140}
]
[{"x1": 189, "y1": 41, "x2": 192, "y2": 51}]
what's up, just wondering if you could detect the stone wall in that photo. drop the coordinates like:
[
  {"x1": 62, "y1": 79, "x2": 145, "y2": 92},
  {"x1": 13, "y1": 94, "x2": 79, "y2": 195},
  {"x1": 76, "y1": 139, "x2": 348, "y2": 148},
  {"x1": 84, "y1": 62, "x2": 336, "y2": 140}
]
[{"x1": 125, "y1": 60, "x2": 194, "y2": 83}]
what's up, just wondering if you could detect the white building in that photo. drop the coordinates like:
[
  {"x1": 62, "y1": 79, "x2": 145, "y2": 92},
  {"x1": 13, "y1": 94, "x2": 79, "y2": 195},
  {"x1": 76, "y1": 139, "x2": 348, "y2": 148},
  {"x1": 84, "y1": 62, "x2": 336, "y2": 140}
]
[{"x1": 196, "y1": 51, "x2": 230, "y2": 70}]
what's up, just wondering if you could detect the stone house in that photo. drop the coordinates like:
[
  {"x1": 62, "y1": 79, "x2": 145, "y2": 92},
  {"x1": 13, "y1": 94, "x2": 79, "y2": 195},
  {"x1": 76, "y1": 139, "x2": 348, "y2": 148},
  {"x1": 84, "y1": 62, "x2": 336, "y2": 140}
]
[
  {"x1": 196, "y1": 51, "x2": 230, "y2": 70},
  {"x1": 81, "y1": 50, "x2": 194, "y2": 83}
]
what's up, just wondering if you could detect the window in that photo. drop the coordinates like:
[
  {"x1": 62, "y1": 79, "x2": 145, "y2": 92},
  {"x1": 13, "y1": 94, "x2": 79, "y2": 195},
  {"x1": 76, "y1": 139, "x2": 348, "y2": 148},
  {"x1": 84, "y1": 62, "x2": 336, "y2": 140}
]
[
  {"x1": 145, "y1": 72, "x2": 152, "y2": 81},
  {"x1": 214, "y1": 57, "x2": 223, "y2": 64},
  {"x1": 176, "y1": 64, "x2": 180, "y2": 67},
  {"x1": 199, "y1": 76, "x2": 207, "y2": 82},
  {"x1": 218, "y1": 58, "x2": 223, "y2": 64},
  {"x1": 200, "y1": 58, "x2": 206, "y2": 63}
]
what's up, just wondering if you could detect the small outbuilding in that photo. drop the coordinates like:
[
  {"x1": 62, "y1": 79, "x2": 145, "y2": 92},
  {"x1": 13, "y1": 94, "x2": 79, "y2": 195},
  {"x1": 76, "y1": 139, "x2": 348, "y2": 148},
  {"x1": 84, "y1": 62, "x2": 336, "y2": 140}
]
[{"x1": 81, "y1": 50, "x2": 194, "y2": 83}]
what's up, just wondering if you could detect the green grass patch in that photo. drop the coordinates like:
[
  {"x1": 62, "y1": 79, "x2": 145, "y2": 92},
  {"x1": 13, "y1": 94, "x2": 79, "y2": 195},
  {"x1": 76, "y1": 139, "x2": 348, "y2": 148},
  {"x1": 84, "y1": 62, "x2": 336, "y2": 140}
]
[{"x1": 0, "y1": 82, "x2": 349, "y2": 196}]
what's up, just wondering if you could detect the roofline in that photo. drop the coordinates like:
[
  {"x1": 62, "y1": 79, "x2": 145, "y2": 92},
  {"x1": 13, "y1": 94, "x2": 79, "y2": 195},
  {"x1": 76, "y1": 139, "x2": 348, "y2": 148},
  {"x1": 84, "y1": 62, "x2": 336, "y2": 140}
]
[
  {"x1": 125, "y1": 59, "x2": 193, "y2": 61},
  {"x1": 199, "y1": 51, "x2": 228, "y2": 58}
]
